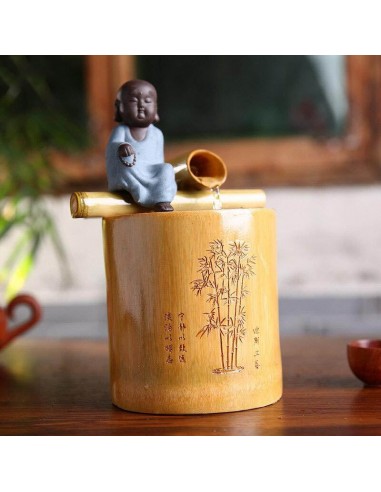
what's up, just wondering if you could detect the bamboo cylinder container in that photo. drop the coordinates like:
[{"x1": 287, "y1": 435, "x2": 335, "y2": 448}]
[{"x1": 103, "y1": 208, "x2": 282, "y2": 414}]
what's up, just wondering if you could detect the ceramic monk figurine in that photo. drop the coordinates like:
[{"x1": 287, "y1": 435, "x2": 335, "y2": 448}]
[{"x1": 106, "y1": 79, "x2": 177, "y2": 212}]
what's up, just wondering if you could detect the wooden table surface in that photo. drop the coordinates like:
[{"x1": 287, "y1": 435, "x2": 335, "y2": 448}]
[{"x1": 0, "y1": 335, "x2": 380, "y2": 436}]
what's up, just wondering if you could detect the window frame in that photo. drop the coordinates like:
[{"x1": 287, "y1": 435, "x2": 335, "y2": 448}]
[{"x1": 52, "y1": 55, "x2": 381, "y2": 191}]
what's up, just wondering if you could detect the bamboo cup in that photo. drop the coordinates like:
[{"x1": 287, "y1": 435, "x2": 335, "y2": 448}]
[
  {"x1": 103, "y1": 209, "x2": 282, "y2": 414},
  {"x1": 170, "y1": 149, "x2": 227, "y2": 190},
  {"x1": 70, "y1": 190, "x2": 266, "y2": 218}
]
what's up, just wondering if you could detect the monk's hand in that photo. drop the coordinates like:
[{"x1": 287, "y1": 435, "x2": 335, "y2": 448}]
[{"x1": 118, "y1": 143, "x2": 136, "y2": 167}]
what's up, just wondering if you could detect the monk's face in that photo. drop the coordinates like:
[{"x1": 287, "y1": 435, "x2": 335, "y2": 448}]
[{"x1": 120, "y1": 80, "x2": 158, "y2": 128}]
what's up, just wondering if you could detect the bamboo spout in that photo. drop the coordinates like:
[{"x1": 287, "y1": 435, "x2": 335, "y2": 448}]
[
  {"x1": 70, "y1": 189, "x2": 266, "y2": 219},
  {"x1": 170, "y1": 149, "x2": 227, "y2": 190}
]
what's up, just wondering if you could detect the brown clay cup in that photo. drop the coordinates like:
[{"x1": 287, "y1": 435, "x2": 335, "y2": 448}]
[
  {"x1": 0, "y1": 294, "x2": 42, "y2": 350},
  {"x1": 347, "y1": 339, "x2": 381, "y2": 386}
]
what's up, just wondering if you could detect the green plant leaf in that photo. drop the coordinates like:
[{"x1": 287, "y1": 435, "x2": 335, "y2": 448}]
[
  {"x1": 0, "y1": 229, "x2": 32, "y2": 282},
  {"x1": 2, "y1": 228, "x2": 41, "y2": 302},
  {"x1": 5, "y1": 251, "x2": 34, "y2": 301}
]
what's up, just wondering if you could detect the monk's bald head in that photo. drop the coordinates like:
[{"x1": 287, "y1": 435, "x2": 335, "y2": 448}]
[{"x1": 115, "y1": 79, "x2": 158, "y2": 127}]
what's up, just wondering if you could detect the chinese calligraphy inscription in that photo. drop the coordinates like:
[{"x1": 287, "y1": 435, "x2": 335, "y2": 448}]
[
  {"x1": 253, "y1": 326, "x2": 260, "y2": 369},
  {"x1": 163, "y1": 312, "x2": 188, "y2": 364}
]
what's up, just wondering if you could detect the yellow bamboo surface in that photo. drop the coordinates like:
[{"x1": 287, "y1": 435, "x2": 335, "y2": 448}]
[
  {"x1": 70, "y1": 190, "x2": 266, "y2": 218},
  {"x1": 103, "y1": 209, "x2": 282, "y2": 414}
]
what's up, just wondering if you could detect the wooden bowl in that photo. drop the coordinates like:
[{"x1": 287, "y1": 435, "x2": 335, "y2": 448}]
[{"x1": 347, "y1": 339, "x2": 381, "y2": 386}]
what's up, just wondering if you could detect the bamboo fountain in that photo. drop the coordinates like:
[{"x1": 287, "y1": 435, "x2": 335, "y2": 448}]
[{"x1": 70, "y1": 80, "x2": 282, "y2": 414}]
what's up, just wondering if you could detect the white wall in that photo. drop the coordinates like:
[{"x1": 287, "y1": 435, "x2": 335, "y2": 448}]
[{"x1": 268, "y1": 185, "x2": 381, "y2": 297}]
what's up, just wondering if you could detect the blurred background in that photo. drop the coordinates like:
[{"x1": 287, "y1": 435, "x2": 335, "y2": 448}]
[{"x1": 1, "y1": 54, "x2": 381, "y2": 338}]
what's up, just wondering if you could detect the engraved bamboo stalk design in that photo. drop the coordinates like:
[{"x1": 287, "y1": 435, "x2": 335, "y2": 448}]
[
  {"x1": 191, "y1": 240, "x2": 256, "y2": 374},
  {"x1": 209, "y1": 254, "x2": 225, "y2": 370},
  {"x1": 231, "y1": 255, "x2": 241, "y2": 369}
]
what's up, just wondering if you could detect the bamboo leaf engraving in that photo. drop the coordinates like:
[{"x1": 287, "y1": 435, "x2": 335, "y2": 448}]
[{"x1": 191, "y1": 239, "x2": 256, "y2": 374}]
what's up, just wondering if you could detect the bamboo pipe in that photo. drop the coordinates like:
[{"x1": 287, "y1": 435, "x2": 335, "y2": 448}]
[{"x1": 70, "y1": 190, "x2": 266, "y2": 219}]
